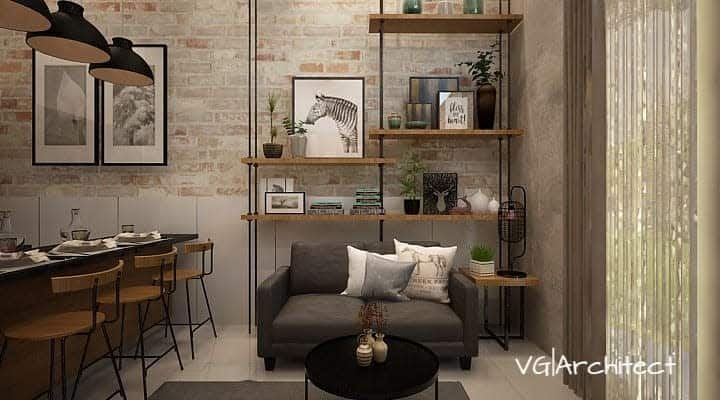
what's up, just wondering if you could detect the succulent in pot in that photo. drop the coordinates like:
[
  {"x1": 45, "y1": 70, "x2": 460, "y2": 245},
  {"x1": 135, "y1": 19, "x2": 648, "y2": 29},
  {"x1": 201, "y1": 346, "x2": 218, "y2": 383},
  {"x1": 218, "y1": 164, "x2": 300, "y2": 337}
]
[
  {"x1": 263, "y1": 93, "x2": 283, "y2": 159},
  {"x1": 398, "y1": 151, "x2": 426, "y2": 215},
  {"x1": 458, "y1": 39, "x2": 503, "y2": 129},
  {"x1": 283, "y1": 117, "x2": 308, "y2": 158}
]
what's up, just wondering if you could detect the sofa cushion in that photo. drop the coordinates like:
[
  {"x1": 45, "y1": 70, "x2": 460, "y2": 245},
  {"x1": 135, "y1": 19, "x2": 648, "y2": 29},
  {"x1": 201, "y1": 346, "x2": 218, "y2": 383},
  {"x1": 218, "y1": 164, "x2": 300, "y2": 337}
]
[
  {"x1": 383, "y1": 300, "x2": 463, "y2": 342},
  {"x1": 272, "y1": 294, "x2": 365, "y2": 343},
  {"x1": 362, "y1": 241, "x2": 440, "y2": 255},
  {"x1": 290, "y1": 242, "x2": 364, "y2": 295}
]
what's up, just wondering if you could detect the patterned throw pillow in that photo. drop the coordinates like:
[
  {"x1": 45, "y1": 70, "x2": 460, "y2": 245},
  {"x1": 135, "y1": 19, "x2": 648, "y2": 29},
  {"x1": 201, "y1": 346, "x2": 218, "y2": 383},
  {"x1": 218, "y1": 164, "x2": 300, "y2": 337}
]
[
  {"x1": 360, "y1": 253, "x2": 417, "y2": 302},
  {"x1": 395, "y1": 239, "x2": 457, "y2": 303}
]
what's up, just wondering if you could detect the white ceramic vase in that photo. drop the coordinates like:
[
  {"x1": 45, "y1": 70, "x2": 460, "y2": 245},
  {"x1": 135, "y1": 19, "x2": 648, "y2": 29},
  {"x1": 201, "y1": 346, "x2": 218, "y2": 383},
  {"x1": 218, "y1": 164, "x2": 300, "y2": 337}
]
[
  {"x1": 356, "y1": 343, "x2": 373, "y2": 367},
  {"x1": 468, "y1": 189, "x2": 489, "y2": 213},
  {"x1": 488, "y1": 197, "x2": 500, "y2": 213},
  {"x1": 372, "y1": 333, "x2": 388, "y2": 363}
]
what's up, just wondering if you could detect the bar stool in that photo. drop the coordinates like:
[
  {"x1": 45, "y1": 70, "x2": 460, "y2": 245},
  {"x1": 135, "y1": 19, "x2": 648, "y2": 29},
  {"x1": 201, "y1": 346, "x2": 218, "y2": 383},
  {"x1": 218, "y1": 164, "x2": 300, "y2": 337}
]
[
  {"x1": 151, "y1": 239, "x2": 218, "y2": 360},
  {"x1": 0, "y1": 261, "x2": 126, "y2": 400},
  {"x1": 98, "y1": 248, "x2": 183, "y2": 400}
]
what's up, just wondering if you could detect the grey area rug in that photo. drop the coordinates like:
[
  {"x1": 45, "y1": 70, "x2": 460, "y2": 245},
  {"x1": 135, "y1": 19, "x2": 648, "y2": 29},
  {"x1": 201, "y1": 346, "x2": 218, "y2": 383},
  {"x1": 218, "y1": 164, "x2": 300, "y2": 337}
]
[{"x1": 150, "y1": 381, "x2": 469, "y2": 400}]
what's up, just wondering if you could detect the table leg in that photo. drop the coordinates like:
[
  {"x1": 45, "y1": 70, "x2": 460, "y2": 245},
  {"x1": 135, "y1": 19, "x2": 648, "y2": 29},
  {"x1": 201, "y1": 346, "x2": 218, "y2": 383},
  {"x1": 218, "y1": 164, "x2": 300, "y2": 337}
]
[
  {"x1": 435, "y1": 377, "x2": 439, "y2": 400},
  {"x1": 305, "y1": 373, "x2": 308, "y2": 400},
  {"x1": 503, "y1": 286, "x2": 510, "y2": 351},
  {"x1": 520, "y1": 287, "x2": 526, "y2": 339},
  {"x1": 483, "y1": 287, "x2": 489, "y2": 327}
]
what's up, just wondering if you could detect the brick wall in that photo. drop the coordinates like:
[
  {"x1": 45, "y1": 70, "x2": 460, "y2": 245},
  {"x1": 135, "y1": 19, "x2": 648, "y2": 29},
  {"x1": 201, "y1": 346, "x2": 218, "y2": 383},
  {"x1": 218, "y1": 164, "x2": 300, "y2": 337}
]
[{"x1": 0, "y1": 0, "x2": 509, "y2": 199}]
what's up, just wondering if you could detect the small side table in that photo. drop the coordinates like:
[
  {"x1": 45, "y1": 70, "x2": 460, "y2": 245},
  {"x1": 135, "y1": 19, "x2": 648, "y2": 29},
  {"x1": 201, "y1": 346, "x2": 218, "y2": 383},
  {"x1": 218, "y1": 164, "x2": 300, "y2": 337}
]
[{"x1": 459, "y1": 268, "x2": 540, "y2": 351}]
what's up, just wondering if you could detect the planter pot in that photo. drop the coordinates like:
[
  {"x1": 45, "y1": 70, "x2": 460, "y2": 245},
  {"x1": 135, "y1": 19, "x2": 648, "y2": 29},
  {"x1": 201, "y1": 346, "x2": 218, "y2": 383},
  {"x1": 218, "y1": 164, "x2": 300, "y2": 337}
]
[
  {"x1": 469, "y1": 259, "x2": 495, "y2": 275},
  {"x1": 404, "y1": 199, "x2": 421, "y2": 215},
  {"x1": 464, "y1": 0, "x2": 484, "y2": 14},
  {"x1": 476, "y1": 84, "x2": 497, "y2": 129},
  {"x1": 403, "y1": 0, "x2": 422, "y2": 14},
  {"x1": 289, "y1": 134, "x2": 307, "y2": 158},
  {"x1": 263, "y1": 143, "x2": 283, "y2": 159}
]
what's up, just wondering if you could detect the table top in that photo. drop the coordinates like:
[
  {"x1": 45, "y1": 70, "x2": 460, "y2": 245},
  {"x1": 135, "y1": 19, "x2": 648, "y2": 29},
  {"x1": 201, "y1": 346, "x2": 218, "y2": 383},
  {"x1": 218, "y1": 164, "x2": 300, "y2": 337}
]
[
  {"x1": 305, "y1": 335, "x2": 439, "y2": 400},
  {"x1": 0, "y1": 234, "x2": 198, "y2": 283},
  {"x1": 459, "y1": 268, "x2": 540, "y2": 287}
]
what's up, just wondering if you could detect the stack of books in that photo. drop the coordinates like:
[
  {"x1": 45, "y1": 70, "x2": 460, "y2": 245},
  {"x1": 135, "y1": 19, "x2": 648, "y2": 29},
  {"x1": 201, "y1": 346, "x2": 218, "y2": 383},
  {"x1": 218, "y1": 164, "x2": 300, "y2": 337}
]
[
  {"x1": 351, "y1": 187, "x2": 385, "y2": 215},
  {"x1": 308, "y1": 200, "x2": 345, "y2": 215}
]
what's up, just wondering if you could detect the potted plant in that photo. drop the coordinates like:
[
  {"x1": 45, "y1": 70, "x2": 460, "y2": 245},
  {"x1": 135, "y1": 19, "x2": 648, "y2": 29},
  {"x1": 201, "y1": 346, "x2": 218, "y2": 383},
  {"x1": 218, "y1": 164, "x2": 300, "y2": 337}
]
[
  {"x1": 398, "y1": 151, "x2": 426, "y2": 215},
  {"x1": 283, "y1": 117, "x2": 308, "y2": 158},
  {"x1": 470, "y1": 245, "x2": 496, "y2": 275},
  {"x1": 458, "y1": 39, "x2": 503, "y2": 129},
  {"x1": 263, "y1": 93, "x2": 283, "y2": 158}
]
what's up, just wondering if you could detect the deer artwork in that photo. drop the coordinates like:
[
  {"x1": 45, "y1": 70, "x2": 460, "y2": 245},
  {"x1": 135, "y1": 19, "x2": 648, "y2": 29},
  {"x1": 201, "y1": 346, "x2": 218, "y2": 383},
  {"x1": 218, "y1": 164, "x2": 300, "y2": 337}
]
[{"x1": 431, "y1": 186, "x2": 451, "y2": 213}]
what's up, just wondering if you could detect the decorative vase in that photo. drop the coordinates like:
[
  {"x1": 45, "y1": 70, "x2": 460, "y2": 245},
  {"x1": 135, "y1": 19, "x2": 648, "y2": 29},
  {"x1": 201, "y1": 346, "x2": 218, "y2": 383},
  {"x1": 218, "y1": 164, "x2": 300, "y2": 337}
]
[
  {"x1": 289, "y1": 134, "x2": 307, "y2": 158},
  {"x1": 404, "y1": 199, "x2": 421, "y2": 215},
  {"x1": 0, "y1": 211, "x2": 25, "y2": 253},
  {"x1": 438, "y1": 1, "x2": 453, "y2": 15},
  {"x1": 488, "y1": 197, "x2": 500, "y2": 213},
  {"x1": 372, "y1": 333, "x2": 388, "y2": 363},
  {"x1": 468, "y1": 189, "x2": 489, "y2": 213},
  {"x1": 356, "y1": 343, "x2": 373, "y2": 367},
  {"x1": 60, "y1": 208, "x2": 90, "y2": 241},
  {"x1": 362, "y1": 329, "x2": 375, "y2": 348},
  {"x1": 464, "y1": 0, "x2": 483, "y2": 14},
  {"x1": 388, "y1": 113, "x2": 402, "y2": 130},
  {"x1": 476, "y1": 84, "x2": 497, "y2": 129},
  {"x1": 263, "y1": 143, "x2": 283, "y2": 159},
  {"x1": 403, "y1": 0, "x2": 422, "y2": 14}
]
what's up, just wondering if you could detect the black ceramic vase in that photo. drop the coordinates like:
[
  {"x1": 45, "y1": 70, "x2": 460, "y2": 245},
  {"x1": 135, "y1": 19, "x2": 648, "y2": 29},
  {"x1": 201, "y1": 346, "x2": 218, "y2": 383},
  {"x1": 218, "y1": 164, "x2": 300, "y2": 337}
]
[
  {"x1": 476, "y1": 84, "x2": 497, "y2": 129},
  {"x1": 404, "y1": 199, "x2": 421, "y2": 215},
  {"x1": 263, "y1": 143, "x2": 283, "y2": 159}
]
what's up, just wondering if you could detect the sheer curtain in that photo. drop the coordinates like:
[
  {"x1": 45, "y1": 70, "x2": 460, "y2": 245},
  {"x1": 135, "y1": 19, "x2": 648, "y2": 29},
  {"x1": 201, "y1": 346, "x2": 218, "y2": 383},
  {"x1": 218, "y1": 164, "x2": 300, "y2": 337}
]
[{"x1": 606, "y1": 0, "x2": 692, "y2": 399}]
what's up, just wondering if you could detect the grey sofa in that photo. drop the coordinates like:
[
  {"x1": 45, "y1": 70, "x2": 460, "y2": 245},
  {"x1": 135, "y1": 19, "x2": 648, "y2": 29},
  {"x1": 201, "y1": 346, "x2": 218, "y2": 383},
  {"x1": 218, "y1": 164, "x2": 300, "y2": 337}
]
[{"x1": 256, "y1": 241, "x2": 479, "y2": 371}]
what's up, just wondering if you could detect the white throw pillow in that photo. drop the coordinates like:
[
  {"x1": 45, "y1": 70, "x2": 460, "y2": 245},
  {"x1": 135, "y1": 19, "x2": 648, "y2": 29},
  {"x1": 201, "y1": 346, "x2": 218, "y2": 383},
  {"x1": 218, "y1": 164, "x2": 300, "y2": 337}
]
[
  {"x1": 342, "y1": 246, "x2": 398, "y2": 296},
  {"x1": 394, "y1": 239, "x2": 457, "y2": 303}
]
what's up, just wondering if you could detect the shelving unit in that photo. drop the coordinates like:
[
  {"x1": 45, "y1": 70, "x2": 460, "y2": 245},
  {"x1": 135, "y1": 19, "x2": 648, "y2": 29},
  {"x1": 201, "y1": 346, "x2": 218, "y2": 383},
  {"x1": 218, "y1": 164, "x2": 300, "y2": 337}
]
[
  {"x1": 240, "y1": 157, "x2": 396, "y2": 166},
  {"x1": 241, "y1": 213, "x2": 497, "y2": 222},
  {"x1": 369, "y1": 129, "x2": 523, "y2": 140},
  {"x1": 368, "y1": 13, "x2": 523, "y2": 34}
]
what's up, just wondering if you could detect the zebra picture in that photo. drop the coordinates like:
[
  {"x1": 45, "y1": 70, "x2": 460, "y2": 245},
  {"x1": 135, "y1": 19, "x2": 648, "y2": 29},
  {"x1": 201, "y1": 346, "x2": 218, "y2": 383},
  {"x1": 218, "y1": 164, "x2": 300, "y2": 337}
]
[{"x1": 293, "y1": 77, "x2": 364, "y2": 158}]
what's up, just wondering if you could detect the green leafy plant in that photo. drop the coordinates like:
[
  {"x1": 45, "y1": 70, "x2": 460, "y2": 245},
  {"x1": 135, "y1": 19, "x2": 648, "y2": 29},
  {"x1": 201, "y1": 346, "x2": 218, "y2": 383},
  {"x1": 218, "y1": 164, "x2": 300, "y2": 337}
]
[
  {"x1": 457, "y1": 39, "x2": 504, "y2": 86},
  {"x1": 282, "y1": 117, "x2": 308, "y2": 137},
  {"x1": 268, "y1": 93, "x2": 279, "y2": 143},
  {"x1": 398, "y1": 151, "x2": 426, "y2": 200},
  {"x1": 471, "y1": 245, "x2": 495, "y2": 262}
]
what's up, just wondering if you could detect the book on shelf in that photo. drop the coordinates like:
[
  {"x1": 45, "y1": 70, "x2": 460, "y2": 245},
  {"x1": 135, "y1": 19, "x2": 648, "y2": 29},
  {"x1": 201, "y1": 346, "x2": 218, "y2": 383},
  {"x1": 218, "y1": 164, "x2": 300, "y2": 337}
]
[
  {"x1": 350, "y1": 208, "x2": 386, "y2": 215},
  {"x1": 307, "y1": 209, "x2": 345, "y2": 215}
]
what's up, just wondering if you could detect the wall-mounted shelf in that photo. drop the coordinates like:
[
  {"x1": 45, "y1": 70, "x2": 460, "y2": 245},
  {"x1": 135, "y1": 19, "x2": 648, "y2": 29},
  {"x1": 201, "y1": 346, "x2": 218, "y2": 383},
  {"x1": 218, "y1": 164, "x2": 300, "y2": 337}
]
[
  {"x1": 369, "y1": 129, "x2": 524, "y2": 140},
  {"x1": 241, "y1": 157, "x2": 396, "y2": 166},
  {"x1": 241, "y1": 213, "x2": 497, "y2": 222},
  {"x1": 368, "y1": 14, "x2": 523, "y2": 34}
]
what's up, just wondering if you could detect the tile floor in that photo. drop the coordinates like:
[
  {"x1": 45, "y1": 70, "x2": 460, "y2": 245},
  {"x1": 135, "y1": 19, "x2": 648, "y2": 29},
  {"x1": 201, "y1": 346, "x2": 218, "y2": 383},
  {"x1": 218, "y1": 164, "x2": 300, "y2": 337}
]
[{"x1": 77, "y1": 325, "x2": 581, "y2": 400}]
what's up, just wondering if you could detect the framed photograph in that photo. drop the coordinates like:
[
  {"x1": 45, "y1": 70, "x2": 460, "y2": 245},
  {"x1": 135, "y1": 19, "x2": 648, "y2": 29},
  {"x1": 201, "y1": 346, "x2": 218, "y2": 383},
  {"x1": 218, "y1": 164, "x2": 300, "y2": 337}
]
[
  {"x1": 101, "y1": 44, "x2": 167, "y2": 165},
  {"x1": 265, "y1": 192, "x2": 306, "y2": 215},
  {"x1": 409, "y1": 77, "x2": 460, "y2": 129},
  {"x1": 32, "y1": 51, "x2": 98, "y2": 165},
  {"x1": 262, "y1": 178, "x2": 295, "y2": 194},
  {"x1": 438, "y1": 91, "x2": 475, "y2": 129},
  {"x1": 423, "y1": 173, "x2": 458, "y2": 215},
  {"x1": 293, "y1": 77, "x2": 364, "y2": 158}
]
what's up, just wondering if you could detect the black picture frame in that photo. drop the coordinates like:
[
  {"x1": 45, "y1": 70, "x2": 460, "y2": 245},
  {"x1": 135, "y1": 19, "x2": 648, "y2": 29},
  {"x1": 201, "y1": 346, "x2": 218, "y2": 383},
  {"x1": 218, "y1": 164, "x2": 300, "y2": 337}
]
[
  {"x1": 32, "y1": 50, "x2": 99, "y2": 166},
  {"x1": 409, "y1": 76, "x2": 460, "y2": 129},
  {"x1": 292, "y1": 76, "x2": 366, "y2": 158},
  {"x1": 265, "y1": 192, "x2": 307, "y2": 215},
  {"x1": 100, "y1": 44, "x2": 168, "y2": 166},
  {"x1": 423, "y1": 173, "x2": 459, "y2": 215}
]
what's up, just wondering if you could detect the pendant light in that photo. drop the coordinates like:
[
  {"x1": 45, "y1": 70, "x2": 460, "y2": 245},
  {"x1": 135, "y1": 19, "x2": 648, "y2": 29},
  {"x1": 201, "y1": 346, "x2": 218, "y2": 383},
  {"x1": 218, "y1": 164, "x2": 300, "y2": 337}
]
[
  {"x1": 0, "y1": 0, "x2": 52, "y2": 32},
  {"x1": 26, "y1": 1, "x2": 110, "y2": 63},
  {"x1": 90, "y1": 37, "x2": 154, "y2": 86}
]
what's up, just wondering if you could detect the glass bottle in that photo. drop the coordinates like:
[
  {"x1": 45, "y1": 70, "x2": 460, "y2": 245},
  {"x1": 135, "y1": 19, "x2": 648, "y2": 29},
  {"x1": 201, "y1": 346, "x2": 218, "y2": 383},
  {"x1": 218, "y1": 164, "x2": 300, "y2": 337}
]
[
  {"x1": 464, "y1": 0, "x2": 483, "y2": 14},
  {"x1": 0, "y1": 210, "x2": 24, "y2": 252},
  {"x1": 403, "y1": 0, "x2": 422, "y2": 14},
  {"x1": 60, "y1": 208, "x2": 91, "y2": 241}
]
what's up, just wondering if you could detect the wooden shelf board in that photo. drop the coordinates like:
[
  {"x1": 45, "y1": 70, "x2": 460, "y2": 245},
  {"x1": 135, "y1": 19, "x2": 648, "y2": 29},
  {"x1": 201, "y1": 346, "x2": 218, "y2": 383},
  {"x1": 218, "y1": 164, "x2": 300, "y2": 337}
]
[
  {"x1": 241, "y1": 213, "x2": 497, "y2": 222},
  {"x1": 241, "y1": 157, "x2": 396, "y2": 166},
  {"x1": 369, "y1": 129, "x2": 524, "y2": 140},
  {"x1": 459, "y1": 268, "x2": 540, "y2": 287},
  {"x1": 369, "y1": 14, "x2": 523, "y2": 34}
]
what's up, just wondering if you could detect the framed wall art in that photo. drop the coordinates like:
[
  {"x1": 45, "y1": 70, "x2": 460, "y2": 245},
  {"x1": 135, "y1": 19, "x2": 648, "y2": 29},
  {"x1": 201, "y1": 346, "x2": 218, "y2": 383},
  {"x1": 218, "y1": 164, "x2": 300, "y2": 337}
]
[
  {"x1": 265, "y1": 192, "x2": 306, "y2": 215},
  {"x1": 101, "y1": 44, "x2": 167, "y2": 165},
  {"x1": 409, "y1": 77, "x2": 460, "y2": 129},
  {"x1": 423, "y1": 173, "x2": 458, "y2": 215},
  {"x1": 293, "y1": 77, "x2": 365, "y2": 158},
  {"x1": 32, "y1": 51, "x2": 98, "y2": 165},
  {"x1": 438, "y1": 91, "x2": 475, "y2": 129}
]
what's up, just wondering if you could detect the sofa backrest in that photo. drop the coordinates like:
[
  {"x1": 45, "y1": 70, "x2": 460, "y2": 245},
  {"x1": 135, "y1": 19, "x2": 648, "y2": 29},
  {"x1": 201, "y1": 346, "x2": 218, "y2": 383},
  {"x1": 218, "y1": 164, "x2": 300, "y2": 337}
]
[{"x1": 289, "y1": 240, "x2": 441, "y2": 295}]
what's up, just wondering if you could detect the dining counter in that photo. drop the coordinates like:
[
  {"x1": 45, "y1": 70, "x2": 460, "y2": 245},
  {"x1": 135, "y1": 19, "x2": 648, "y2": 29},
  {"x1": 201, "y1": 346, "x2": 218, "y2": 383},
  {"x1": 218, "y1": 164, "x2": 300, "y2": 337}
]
[{"x1": 0, "y1": 233, "x2": 199, "y2": 399}]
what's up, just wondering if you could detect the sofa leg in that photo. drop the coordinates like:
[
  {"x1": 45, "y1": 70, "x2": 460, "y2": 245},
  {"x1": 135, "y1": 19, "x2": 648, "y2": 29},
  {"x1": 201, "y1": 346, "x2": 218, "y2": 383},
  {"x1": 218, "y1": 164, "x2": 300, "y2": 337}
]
[
  {"x1": 459, "y1": 356, "x2": 472, "y2": 370},
  {"x1": 264, "y1": 357, "x2": 276, "y2": 371}
]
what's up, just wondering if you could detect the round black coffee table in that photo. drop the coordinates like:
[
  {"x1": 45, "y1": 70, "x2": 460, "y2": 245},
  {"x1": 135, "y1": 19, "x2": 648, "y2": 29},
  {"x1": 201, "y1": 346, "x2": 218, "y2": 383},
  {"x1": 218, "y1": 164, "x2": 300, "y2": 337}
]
[{"x1": 304, "y1": 335, "x2": 439, "y2": 400}]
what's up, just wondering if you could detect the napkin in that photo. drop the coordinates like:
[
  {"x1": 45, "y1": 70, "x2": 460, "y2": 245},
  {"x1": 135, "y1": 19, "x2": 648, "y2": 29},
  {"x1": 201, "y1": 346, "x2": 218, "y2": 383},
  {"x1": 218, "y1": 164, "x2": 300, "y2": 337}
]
[
  {"x1": 114, "y1": 231, "x2": 162, "y2": 242},
  {"x1": 25, "y1": 249, "x2": 50, "y2": 263}
]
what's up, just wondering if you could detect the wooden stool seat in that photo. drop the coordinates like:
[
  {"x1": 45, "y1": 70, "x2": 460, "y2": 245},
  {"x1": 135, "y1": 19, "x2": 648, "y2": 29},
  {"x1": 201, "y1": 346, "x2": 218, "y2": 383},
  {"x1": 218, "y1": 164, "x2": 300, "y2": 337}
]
[
  {"x1": 152, "y1": 268, "x2": 201, "y2": 282},
  {"x1": 4, "y1": 311, "x2": 107, "y2": 341},
  {"x1": 98, "y1": 285, "x2": 161, "y2": 305}
]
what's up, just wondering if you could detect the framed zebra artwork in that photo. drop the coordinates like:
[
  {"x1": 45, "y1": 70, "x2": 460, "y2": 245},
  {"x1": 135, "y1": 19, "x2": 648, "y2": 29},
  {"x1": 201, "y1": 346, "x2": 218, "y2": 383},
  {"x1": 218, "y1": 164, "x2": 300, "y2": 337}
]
[{"x1": 293, "y1": 77, "x2": 365, "y2": 158}]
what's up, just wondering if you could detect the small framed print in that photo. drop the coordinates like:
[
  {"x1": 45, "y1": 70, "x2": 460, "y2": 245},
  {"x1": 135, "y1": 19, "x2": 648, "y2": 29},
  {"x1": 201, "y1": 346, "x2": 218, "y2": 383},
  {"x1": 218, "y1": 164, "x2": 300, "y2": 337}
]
[
  {"x1": 438, "y1": 91, "x2": 475, "y2": 130},
  {"x1": 265, "y1": 192, "x2": 306, "y2": 215},
  {"x1": 423, "y1": 173, "x2": 458, "y2": 215},
  {"x1": 32, "y1": 51, "x2": 98, "y2": 165},
  {"x1": 101, "y1": 44, "x2": 167, "y2": 165}
]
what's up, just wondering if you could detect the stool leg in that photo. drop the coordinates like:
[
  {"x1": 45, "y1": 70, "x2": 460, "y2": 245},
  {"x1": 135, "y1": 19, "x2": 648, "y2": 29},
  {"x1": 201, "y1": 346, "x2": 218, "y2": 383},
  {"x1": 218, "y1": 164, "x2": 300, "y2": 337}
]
[
  {"x1": 60, "y1": 338, "x2": 67, "y2": 400},
  {"x1": 48, "y1": 339, "x2": 55, "y2": 400},
  {"x1": 101, "y1": 324, "x2": 127, "y2": 400},
  {"x1": 161, "y1": 294, "x2": 184, "y2": 370},
  {"x1": 185, "y1": 279, "x2": 195, "y2": 360},
  {"x1": 199, "y1": 277, "x2": 218, "y2": 338},
  {"x1": 133, "y1": 302, "x2": 150, "y2": 359},
  {"x1": 137, "y1": 303, "x2": 148, "y2": 400},
  {"x1": 118, "y1": 304, "x2": 126, "y2": 370},
  {"x1": 70, "y1": 335, "x2": 91, "y2": 400}
]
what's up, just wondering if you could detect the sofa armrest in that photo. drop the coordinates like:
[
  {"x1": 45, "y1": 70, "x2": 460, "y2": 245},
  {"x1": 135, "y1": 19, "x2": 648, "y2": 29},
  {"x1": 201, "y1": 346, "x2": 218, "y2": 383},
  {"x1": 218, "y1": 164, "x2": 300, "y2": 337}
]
[
  {"x1": 449, "y1": 269, "x2": 479, "y2": 356},
  {"x1": 256, "y1": 266, "x2": 290, "y2": 357}
]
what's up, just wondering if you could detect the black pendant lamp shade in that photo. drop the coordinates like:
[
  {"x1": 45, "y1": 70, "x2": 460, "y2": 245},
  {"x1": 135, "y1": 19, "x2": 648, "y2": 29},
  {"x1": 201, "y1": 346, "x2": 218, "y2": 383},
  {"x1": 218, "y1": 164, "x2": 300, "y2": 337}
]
[
  {"x1": 26, "y1": 1, "x2": 110, "y2": 63},
  {"x1": 0, "y1": 0, "x2": 52, "y2": 32},
  {"x1": 90, "y1": 37, "x2": 154, "y2": 86}
]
